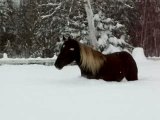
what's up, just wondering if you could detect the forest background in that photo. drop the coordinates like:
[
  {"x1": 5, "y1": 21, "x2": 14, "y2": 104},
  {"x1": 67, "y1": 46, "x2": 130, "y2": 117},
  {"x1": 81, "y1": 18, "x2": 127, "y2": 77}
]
[{"x1": 0, "y1": 0, "x2": 160, "y2": 58}]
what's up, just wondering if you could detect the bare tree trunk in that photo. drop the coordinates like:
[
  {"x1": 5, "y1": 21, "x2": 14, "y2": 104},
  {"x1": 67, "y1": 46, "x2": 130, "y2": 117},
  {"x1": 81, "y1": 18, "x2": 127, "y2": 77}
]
[
  {"x1": 84, "y1": 0, "x2": 97, "y2": 49},
  {"x1": 154, "y1": 29, "x2": 158, "y2": 56},
  {"x1": 67, "y1": 0, "x2": 74, "y2": 26},
  {"x1": 141, "y1": 0, "x2": 147, "y2": 48}
]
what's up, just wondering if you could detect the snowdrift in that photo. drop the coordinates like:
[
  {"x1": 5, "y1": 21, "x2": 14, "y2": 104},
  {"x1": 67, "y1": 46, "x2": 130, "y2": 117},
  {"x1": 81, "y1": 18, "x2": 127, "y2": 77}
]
[{"x1": 132, "y1": 47, "x2": 147, "y2": 62}]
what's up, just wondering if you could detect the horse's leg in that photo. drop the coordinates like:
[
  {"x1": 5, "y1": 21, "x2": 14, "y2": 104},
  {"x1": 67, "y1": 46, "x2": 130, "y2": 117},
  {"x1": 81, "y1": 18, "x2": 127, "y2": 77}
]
[
  {"x1": 125, "y1": 70, "x2": 138, "y2": 81},
  {"x1": 124, "y1": 62, "x2": 138, "y2": 81},
  {"x1": 81, "y1": 70, "x2": 95, "y2": 79}
]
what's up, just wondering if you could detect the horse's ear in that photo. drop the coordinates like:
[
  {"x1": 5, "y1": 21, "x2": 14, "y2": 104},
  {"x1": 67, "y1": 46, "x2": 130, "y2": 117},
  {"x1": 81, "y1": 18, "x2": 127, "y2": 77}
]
[
  {"x1": 63, "y1": 36, "x2": 66, "y2": 41},
  {"x1": 68, "y1": 36, "x2": 72, "y2": 40}
]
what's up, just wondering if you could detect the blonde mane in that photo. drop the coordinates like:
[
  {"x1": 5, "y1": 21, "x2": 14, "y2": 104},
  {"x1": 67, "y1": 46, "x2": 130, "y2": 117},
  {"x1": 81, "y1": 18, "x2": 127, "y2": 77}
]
[{"x1": 79, "y1": 43, "x2": 106, "y2": 75}]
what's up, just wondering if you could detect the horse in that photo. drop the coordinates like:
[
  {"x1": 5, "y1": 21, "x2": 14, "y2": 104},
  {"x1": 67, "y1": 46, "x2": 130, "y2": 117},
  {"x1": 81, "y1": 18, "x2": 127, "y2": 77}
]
[{"x1": 54, "y1": 37, "x2": 138, "y2": 82}]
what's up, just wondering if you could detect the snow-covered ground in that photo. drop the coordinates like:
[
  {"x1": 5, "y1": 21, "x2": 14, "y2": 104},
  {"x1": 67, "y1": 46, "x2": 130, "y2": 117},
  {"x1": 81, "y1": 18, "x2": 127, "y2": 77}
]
[{"x1": 0, "y1": 54, "x2": 160, "y2": 120}]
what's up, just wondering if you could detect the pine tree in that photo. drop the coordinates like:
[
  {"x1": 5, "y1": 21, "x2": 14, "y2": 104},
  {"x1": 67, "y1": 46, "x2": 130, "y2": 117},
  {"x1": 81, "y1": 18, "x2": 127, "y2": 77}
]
[
  {"x1": 94, "y1": 11, "x2": 133, "y2": 54},
  {"x1": 93, "y1": 0, "x2": 139, "y2": 46},
  {"x1": 0, "y1": 0, "x2": 17, "y2": 56}
]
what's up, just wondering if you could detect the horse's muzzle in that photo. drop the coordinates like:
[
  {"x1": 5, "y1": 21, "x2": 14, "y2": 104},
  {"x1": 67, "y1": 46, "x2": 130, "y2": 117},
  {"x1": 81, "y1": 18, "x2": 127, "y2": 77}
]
[{"x1": 54, "y1": 62, "x2": 63, "y2": 70}]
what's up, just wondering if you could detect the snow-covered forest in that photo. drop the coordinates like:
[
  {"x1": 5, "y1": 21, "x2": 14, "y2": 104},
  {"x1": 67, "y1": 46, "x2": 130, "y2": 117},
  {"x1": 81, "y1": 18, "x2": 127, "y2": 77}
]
[{"x1": 0, "y1": 0, "x2": 160, "y2": 58}]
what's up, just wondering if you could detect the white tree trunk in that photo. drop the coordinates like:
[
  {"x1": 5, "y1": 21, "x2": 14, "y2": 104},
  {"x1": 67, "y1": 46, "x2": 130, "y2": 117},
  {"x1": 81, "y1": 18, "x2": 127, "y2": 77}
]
[{"x1": 84, "y1": 0, "x2": 97, "y2": 49}]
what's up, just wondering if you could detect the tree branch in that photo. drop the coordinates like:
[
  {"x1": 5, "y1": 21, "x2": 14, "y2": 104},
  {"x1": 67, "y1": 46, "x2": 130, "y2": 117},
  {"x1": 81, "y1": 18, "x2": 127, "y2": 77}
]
[{"x1": 41, "y1": 3, "x2": 62, "y2": 19}]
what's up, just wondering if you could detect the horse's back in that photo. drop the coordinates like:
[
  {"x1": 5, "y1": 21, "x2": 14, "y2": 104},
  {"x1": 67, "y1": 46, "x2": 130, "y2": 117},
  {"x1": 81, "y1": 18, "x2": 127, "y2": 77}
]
[{"x1": 101, "y1": 51, "x2": 138, "y2": 81}]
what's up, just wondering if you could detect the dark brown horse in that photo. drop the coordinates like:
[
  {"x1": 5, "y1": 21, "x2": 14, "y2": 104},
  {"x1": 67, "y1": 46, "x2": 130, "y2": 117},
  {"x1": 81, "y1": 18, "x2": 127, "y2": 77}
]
[{"x1": 55, "y1": 37, "x2": 138, "y2": 82}]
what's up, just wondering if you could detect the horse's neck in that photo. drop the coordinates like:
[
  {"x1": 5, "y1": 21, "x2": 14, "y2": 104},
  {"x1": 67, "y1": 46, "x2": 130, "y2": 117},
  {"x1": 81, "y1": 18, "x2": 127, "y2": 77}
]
[
  {"x1": 74, "y1": 48, "x2": 81, "y2": 66},
  {"x1": 76, "y1": 45, "x2": 106, "y2": 76},
  {"x1": 75, "y1": 54, "x2": 81, "y2": 66}
]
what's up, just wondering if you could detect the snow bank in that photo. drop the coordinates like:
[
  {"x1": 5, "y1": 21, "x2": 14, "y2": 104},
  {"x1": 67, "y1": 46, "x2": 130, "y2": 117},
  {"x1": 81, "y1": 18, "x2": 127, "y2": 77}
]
[
  {"x1": 3, "y1": 53, "x2": 8, "y2": 59},
  {"x1": 132, "y1": 47, "x2": 147, "y2": 62}
]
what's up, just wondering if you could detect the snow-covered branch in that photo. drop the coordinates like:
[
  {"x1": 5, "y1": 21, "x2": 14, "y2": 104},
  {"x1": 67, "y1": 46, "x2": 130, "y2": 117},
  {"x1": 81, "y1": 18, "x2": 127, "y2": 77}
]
[
  {"x1": 39, "y1": 3, "x2": 60, "y2": 7},
  {"x1": 41, "y1": 3, "x2": 62, "y2": 19},
  {"x1": 124, "y1": 4, "x2": 134, "y2": 9}
]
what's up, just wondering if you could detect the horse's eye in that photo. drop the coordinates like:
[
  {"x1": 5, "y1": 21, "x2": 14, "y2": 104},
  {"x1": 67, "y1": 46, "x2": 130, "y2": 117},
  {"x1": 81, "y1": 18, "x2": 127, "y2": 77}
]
[{"x1": 69, "y1": 48, "x2": 74, "y2": 51}]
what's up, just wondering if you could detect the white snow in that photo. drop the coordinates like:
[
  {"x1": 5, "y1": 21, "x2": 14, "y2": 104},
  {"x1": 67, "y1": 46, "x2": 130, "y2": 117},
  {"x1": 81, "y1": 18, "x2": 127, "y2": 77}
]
[
  {"x1": 3, "y1": 53, "x2": 8, "y2": 59},
  {"x1": 132, "y1": 47, "x2": 147, "y2": 63},
  {"x1": 102, "y1": 44, "x2": 121, "y2": 54},
  {"x1": 0, "y1": 49, "x2": 160, "y2": 120},
  {"x1": 98, "y1": 33, "x2": 108, "y2": 45},
  {"x1": 102, "y1": 18, "x2": 112, "y2": 23},
  {"x1": 116, "y1": 22, "x2": 124, "y2": 28}
]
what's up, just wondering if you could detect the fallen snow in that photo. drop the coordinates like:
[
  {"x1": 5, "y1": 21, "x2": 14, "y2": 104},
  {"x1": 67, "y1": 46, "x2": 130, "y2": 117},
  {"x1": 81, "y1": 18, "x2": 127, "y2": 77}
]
[
  {"x1": 132, "y1": 47, "x2": 147, "y2": 63},
  {"x1": 0, "y1": 55, "x2": 160, "y2": 120}
]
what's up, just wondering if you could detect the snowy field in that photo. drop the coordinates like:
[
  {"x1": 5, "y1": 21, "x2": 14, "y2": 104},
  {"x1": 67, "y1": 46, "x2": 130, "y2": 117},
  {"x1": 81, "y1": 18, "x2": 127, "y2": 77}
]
[{"x1": 0, "y1": 55, "x2": 160, "y2": 120}]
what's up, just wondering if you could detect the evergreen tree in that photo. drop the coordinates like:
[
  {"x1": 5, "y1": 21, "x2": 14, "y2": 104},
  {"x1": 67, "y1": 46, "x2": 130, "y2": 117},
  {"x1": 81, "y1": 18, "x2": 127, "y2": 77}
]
[
  {"x1": 94, "y1": 11, "x2": 133, "y2": 54},
  {"x1": 48, "y1": 1, "x2": 133, "y2": 53},
  {"x1": 0, "y1": 0, "x2": 17, "y2": 56},
  {"x1": 93, "y1": 0, "x2": 139, "y2": 45}
]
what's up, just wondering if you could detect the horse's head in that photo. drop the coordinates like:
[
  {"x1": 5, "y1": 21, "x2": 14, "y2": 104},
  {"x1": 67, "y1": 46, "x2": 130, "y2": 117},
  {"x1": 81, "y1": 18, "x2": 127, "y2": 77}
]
[{"x1": 55, "y1": 37, "x2": 80, "y2": 69}]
